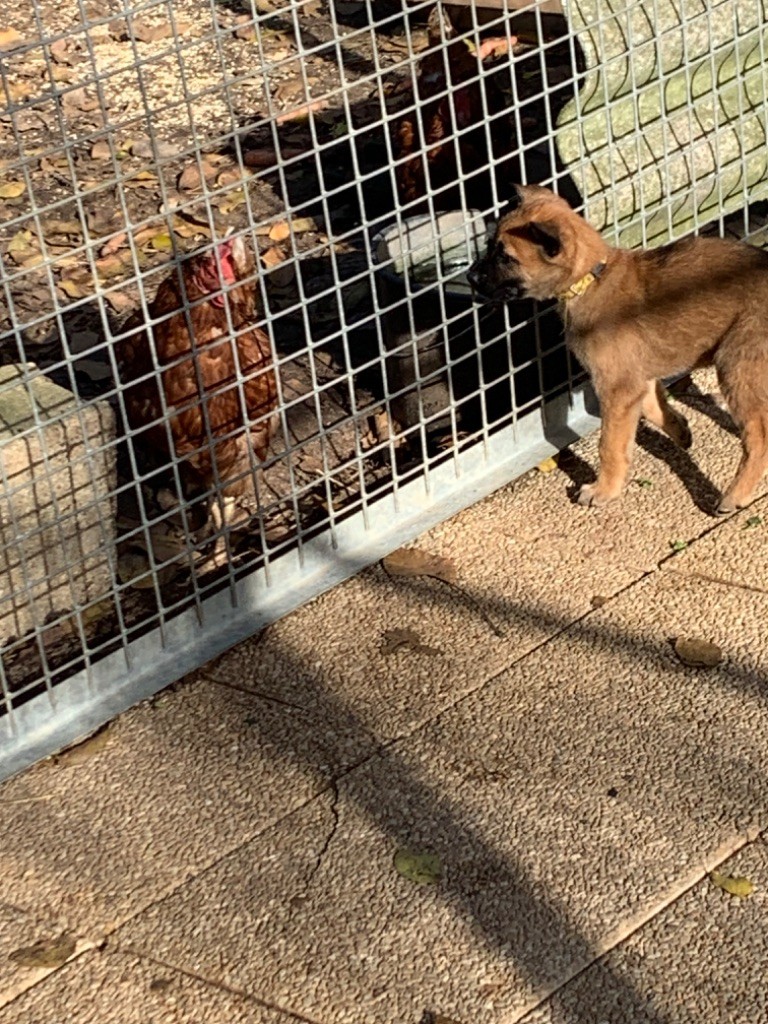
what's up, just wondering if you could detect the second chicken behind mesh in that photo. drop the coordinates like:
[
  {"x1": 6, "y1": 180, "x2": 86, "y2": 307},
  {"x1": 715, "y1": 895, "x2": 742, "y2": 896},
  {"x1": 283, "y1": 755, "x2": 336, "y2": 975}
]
[{"x1": 393, "y1": 6, "x2": 520, "y2": 214}]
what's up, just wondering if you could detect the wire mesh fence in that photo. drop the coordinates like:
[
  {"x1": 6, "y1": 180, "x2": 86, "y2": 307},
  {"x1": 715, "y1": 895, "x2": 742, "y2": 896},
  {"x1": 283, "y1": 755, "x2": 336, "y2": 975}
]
[{"x1": 1, "y1": 0, "x2": 767, "y2": 778}]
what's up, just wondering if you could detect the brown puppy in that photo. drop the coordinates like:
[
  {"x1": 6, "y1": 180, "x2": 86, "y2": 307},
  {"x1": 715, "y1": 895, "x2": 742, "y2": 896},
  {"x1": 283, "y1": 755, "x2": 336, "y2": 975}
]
[{"x1": 468, "y1": 183, "x2": 768, "y2": 512}]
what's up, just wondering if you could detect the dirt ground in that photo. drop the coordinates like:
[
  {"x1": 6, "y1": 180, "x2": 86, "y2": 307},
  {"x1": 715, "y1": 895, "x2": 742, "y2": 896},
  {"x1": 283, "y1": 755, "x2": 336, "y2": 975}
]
[{"x1": 0, "y1": 0, "x2": 579, "y2": 694}]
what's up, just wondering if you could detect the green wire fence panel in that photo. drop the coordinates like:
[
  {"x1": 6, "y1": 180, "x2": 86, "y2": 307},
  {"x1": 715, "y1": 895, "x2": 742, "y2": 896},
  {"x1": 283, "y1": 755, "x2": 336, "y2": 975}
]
[{"x1": 557, "y1": 0, "x2": 768, "y2": 246}]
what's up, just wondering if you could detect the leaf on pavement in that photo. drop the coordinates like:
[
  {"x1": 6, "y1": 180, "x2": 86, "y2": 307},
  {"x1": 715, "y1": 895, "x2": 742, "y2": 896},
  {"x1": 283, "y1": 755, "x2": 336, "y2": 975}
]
[
  {"x1": 537, "y1": 455, "x2": 558, "y2": 473},
  {"x1": 394, "y1": 849, "x2": 442, "y2": 885},
  {"x1": 382, "y1": 547, "x2": 456, "y2": 583},
  {"x1": 380, "y1": 627, "x2": 440, "y2": 657},
  {"x1": 8, "y1": 934, "x2": 76, "y2": 969},
  {"x1": 55, "y1": 724, "x2": 113, "y2": 766},
  {"x1": 710, "y1": 871, "x2": 753, "y2": 898},
  {"x1": 672, "y1": 637, "x2": 722, "y2": 668}
]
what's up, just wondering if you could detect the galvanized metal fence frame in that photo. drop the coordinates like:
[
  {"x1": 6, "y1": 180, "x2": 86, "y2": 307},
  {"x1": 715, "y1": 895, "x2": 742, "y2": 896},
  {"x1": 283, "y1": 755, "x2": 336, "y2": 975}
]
[{"x1": 1, "y1": 0, "x2": 766, "y2": 779}]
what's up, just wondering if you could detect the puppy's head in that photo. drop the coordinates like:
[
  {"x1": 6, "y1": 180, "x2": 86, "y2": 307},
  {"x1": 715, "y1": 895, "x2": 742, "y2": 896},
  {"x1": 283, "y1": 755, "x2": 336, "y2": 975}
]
[{"x1": 468, "y1": 185, "x2": 597, "y2": 304}]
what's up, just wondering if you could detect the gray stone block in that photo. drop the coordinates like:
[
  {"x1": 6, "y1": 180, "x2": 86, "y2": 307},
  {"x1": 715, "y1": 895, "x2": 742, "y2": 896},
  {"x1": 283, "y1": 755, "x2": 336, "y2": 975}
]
[{"x1": 0, "y1": 365, "x2": 116, "y2": 646}]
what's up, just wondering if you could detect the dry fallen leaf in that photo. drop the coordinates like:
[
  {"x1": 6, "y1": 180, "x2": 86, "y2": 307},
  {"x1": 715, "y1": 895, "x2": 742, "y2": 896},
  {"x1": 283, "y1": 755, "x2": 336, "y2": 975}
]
[
  {"x1": 269, "y1": 220, "x2": 291, "y2": 242},
  {"x1": 7, "y1": 230, "x2": 37, "y2": 264},
  {"x1": 105, "y1": 290, "x2": 133, "y2": 314},
  {"x1": 90, "y1": 139, "x2": 112, "y2": 160},
  {"x1": 537, "y1": 455, "x2": 558, "y2": 473},
  {"x1": 217, "y1": 188, "x2": 246, "y2": 214},
  {"x1": 178, "y1": 164, "x2": 204, "y2": 191},
  {"x1": 0, "y1": 180, "x2": 26, "y2": 198},
  {"x1": 54, "y1": 725, "x2": 113, "y2": 766},
  {"x1": 380, "y1": 627, "x2": 440, "y2": 657},
  {"x1": 672, "y1": 637, "x2": 723, "y2": 668},
  {"x1": 710, "y1": 870, "x2": 753, "y2": 898},
  {"x1": 100, "y1": 231, "x2": 129, "y2": 258},
  {"x1": 41, "y1": 218, "x2": 82, "y2": 240},
  {"x1": 0, "y1": 28, "x2": 23, "y2": 52},
  {"x1": 95, "y1": 254, "x2": 131, "y2": 280},
  {"x1": 124, "y1": 169, "x2": 159, "y2": 190},
  {"x1": 260, "y1": 245, "x2": 286, "y2": 268},
  {"x1": 58, "y1": 277, "x2": 92, "y2": 299},
  {"x1": 290, "y1": 216, "x2": 317, "y2": 233},
  {"x1": 8, "y1": 934, "x2": 76, "y2": 970},
  {"x1": 382, "y1": 547, "x2": 456, "y2": 583},
  {"x1": 216, "y1": 167, "x2": 249, "y2": 188},
  {"x1": 49, "y1": 38, "x2": 74, "y2": 64},
  {"x1": 275, "y1": 100, "x2": 329, "y2": 124}
]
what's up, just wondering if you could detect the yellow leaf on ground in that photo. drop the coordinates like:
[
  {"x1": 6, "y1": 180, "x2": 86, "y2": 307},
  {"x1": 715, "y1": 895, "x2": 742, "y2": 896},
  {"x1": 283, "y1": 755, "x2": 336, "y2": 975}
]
[
  {"x1": 537, "y1": 455, "x2": 558, "y2": 473},
  {"x1": 150, "y1": 232, "x2": 173, "y2": 252},
  {"x1": 7, "y1": 230, "x2": 36, "y2": 263},
  {"x1": 0, "y1": 180, "x2": 26, "y2": 198},
  {"x1": 58, "y1": 277, "x2": 91, "y2": 299},
  {"x1": 711, "y1": 871, "x2": 753, "y2": 898},
  {"x1": 0, "y1": 28, "x2": 23, "y2": 51}
]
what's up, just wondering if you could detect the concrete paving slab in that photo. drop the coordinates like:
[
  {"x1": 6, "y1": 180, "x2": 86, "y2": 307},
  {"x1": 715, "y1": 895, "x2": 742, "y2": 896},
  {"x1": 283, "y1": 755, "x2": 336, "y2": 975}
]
[
  {"x1": 0, "y1": 674, "x2": 370, "y2": 1007},
  {"x1": 115, "y1": 564, "x2": 768, "y2": 1024},
  {"x1": 519, "y1": 836, "x2": 768, "y2": 1024},
  {"x1": 204, "y1": 369, "x2": 764, "y2": 747},
  {"x1": 659, "y1": 490, "x2": 768, "y2": 597},
  {"x1": 0, "y1": 947, "x2": 304, "y2": 1024}
]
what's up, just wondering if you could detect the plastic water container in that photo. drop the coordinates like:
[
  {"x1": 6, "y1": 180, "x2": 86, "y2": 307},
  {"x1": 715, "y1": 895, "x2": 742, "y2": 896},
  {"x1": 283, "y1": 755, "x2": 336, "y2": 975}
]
[{"x1": 371, "y1": 210, "x2": 509, "y2": 439}]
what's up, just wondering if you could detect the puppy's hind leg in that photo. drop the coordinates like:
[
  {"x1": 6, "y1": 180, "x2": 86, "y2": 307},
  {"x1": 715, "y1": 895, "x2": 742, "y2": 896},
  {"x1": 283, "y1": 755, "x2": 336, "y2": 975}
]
[
  {"x1": 718, "y1": 413, "x2": 768, "y2": 514},
  {"x1": 642, "y1": 379, "x2": 692, "y2": 449}
]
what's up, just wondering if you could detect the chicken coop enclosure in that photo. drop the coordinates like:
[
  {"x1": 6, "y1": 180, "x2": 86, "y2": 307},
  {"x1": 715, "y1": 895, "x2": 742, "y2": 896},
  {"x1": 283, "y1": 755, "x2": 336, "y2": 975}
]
[{"x1": 2, "y1": 0, "x2": 768, "y2": 778}]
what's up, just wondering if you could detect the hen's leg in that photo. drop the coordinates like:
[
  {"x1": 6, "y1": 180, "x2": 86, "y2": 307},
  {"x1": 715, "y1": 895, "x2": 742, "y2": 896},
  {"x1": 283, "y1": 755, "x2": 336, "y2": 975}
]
[{"x1": 209, "y1": 494, "x2": 238, "y2": 561}]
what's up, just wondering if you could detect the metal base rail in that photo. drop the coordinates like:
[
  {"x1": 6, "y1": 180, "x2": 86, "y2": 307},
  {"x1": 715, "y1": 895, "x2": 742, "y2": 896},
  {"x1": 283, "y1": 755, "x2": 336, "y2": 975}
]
[{"x1": 0, "y1": 385, "x2": 599, "y2": 781}]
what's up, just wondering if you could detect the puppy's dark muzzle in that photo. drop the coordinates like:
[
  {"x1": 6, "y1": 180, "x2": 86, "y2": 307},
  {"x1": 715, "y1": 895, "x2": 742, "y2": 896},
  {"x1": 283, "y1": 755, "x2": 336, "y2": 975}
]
[
  {"x1": 466, "y1": 260, "x2": 489, "y2": 298},
  {"x1": 467, "y1": 258, "x2": 523, "y2": 305}
]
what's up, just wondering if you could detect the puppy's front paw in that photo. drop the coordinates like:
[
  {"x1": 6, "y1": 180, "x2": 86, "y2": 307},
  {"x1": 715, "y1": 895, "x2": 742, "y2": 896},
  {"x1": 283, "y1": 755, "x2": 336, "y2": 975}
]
[{"x1": 575, "y1": 483, "x2": 619, "y2": 507}]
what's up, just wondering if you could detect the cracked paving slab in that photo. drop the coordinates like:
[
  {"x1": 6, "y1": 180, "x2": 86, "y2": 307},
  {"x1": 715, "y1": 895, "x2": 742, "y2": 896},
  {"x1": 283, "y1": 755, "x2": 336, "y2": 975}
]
[
  {"x1": 518, "y1": 836, "x2": 768, "y2": 1024},
  {"x1": 0, "y1": 675, "x2": 372, "y2": 1008},
  {"x1": 114, "y1": 547, "x2": 768, "y2": 1024},
  {"x1": 0, "y1": 947, "x2": 306, "y2": 1024}
]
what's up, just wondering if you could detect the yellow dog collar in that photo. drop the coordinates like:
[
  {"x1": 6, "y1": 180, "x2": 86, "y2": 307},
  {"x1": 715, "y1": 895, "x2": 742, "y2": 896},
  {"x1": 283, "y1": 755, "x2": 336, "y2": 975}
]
[{"x1": 559, "y1": 262, "x2": 606, "y2": 302}]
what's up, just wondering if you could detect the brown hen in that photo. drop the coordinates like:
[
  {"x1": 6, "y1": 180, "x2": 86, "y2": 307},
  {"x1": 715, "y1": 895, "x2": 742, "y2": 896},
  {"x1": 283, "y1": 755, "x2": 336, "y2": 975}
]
[
  {"x1": 116, "y1": 235, "x2": 278, "y2": 553},
  {"x1": 394, "y1": 6, "x2": 518, "y2": 213}
]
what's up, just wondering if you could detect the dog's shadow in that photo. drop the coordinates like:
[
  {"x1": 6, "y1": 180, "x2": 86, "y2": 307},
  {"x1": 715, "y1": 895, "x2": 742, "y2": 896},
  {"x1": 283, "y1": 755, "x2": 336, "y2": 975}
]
[
  {"x1": 669, "y1": 376, "x2": 740, "y2": 438},
  {"x1": 557, "y1": 386, "x2": 739, "y2": 515}
]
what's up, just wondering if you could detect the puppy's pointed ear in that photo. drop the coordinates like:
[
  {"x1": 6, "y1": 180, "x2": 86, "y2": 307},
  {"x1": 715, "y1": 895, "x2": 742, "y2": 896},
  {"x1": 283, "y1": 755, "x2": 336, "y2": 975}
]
[
  {"x1": 497, "y1": 186, "x2": 523, "y2": 220},
  {"x1": 528, "y1": 219, "x2": 562, "y2": 259}
]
